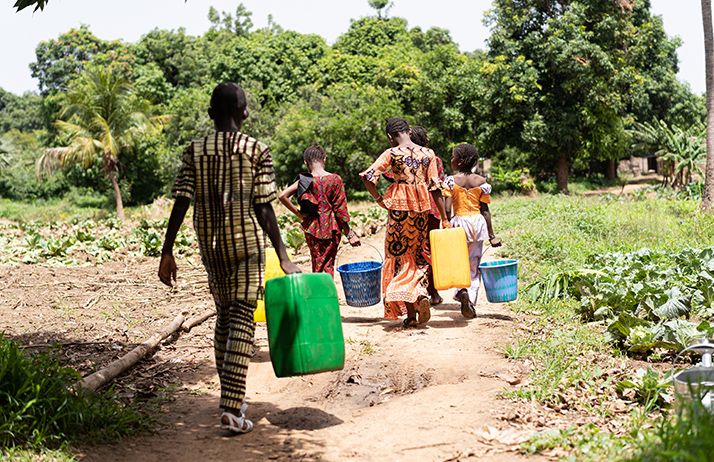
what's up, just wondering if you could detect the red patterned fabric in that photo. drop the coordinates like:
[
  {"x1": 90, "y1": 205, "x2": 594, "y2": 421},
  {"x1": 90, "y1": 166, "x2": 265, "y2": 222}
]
[
  {"x1": 301, "y1": 174, "x2": 350, "y2": 240},
  {"x1": 305, "y1": 233, "x2": 341, "y2": 276}
]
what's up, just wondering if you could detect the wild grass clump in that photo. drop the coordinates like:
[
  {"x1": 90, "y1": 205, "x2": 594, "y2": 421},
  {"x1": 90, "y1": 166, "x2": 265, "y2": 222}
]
[
  {"x1": 0, "y1": 336, "x2": 148, "y2": 450},
  {"x1": 627, "y1": 399, "x2": 714, "y2": 462}
]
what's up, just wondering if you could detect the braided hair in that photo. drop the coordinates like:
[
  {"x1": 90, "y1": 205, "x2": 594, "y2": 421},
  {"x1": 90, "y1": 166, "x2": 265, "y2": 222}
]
[
  {"x1": 410, "y1": 126, "x2": 429, "y2": 147},
  {"x1": 385, "y1": 117, "x2": 410, "y2": 136},
  {"x1": 452, "y1": 143, "x2": 480, "y2": 174},
  {"x1": 303, "y1": 144, "x2": 326, "y2": 164}
]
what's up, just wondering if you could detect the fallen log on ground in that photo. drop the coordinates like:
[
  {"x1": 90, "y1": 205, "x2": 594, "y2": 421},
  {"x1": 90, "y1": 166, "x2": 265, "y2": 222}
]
[
  {"x1": 182, "y1": 309, "x2": 216, "y2": 332},
  {"x1": 80, "y1": 314, "x2": 185, "y2": 392}
]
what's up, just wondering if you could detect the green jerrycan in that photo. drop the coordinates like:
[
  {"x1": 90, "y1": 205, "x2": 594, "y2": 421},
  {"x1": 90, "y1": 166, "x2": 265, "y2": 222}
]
[{"x1": 264, "y1": 273, "x2": 345, "y2": 377}]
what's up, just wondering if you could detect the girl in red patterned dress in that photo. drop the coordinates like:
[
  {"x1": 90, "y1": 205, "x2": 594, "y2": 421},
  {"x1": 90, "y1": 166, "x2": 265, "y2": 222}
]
[{"x1": 279, "y1": 145, "x2": 361, "y2": 275}]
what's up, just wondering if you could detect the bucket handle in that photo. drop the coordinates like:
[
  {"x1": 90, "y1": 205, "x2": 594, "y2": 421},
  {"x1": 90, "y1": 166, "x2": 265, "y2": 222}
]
[
  {"x1": 336, "y1": 241, "x2": 384, "y2": 270},
  {"x1": 671, "y1": 339, "x2": 714, "y2": 385}
]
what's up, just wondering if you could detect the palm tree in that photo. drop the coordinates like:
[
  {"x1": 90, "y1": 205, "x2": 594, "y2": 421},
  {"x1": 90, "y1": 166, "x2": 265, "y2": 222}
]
[
  {"x1": 38, "y1": 65, "x2": 165, "y2": 220},
  {"x1": 702, "y1": 0, "x2": 714, "y2": 210}
]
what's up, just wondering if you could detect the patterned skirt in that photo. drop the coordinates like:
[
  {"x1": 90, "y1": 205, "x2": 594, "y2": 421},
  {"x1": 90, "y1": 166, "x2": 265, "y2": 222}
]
[
  {"x1": 305, "y1": 232, "x2": 341, "y2": 276},
  {"x1": 382, "y1": 209, "x2": 431, "y2": 320}
]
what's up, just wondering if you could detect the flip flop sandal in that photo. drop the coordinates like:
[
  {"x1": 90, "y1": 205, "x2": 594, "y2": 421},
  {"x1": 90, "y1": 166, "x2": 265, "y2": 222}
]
[
  {"x1": 402, "y1": 317, "x2": 418, "y2": 328},
  {"x1": 221, "y1": 403, "x2": 254, "y2": 434},
  {"x1": 416, "y1": 296, "x2": 431, "y2": 325},
  {"x1": 459, "y1": 290, "x2": 476, "y2": 319},
  {"x1": 430, "y1": 293, "x2": 443, "y2": 306}
]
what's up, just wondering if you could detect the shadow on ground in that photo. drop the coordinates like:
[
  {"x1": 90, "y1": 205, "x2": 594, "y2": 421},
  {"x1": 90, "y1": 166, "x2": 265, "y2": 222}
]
[{"x1": 80, "y1": 395, "x2": 333, "y2": 462}]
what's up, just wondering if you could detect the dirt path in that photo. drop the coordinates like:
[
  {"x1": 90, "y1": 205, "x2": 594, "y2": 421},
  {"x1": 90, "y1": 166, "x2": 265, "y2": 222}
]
[{"x1": 1, "y1": 232, "x2": 544, "y2": 461}]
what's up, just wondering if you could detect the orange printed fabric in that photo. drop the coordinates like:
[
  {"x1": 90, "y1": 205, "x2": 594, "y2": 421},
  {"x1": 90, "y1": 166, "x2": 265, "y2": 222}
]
[
  {"x1": 382, "y1": 210, "x2": 431, "y2": 320},
  {"x1": 360, "y1": 146, "x2": 441, "y2": 213}
]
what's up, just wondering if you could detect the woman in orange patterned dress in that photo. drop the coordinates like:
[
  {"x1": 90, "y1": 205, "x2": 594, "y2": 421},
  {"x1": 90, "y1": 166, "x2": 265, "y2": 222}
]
[{"x1": 360, "y1": 118, "x2": 450, "y2": 328}]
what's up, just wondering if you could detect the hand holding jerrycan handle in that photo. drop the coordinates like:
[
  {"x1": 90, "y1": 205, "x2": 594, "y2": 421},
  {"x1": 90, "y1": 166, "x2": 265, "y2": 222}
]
[{"x1": 254, "y1": 248, "x2": 291, "y2": 322}]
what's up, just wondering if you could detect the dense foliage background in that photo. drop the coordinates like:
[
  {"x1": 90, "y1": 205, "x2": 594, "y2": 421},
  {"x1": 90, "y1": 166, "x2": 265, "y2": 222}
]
[{"x1": 0, "y1": 0, "x2": 706, "y2": 207}]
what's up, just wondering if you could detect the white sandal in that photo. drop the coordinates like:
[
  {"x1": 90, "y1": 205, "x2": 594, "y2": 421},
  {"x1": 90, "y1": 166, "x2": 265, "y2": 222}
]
[{"x1": 220, "y1": 403, "x2": 254, "y2": 434}]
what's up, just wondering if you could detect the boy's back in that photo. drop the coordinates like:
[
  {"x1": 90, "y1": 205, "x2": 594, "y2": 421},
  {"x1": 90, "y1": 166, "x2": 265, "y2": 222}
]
[
  {"x1": 174, "y1": 131, "x2": 276, "y2": 302},
  {"x1": 159, "y1": 82, "x2": 299, "y2": 434}
]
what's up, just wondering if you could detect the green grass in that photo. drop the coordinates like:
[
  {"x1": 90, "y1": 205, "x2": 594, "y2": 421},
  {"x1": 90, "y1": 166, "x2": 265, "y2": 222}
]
[
  {"x1": 502, "y1": 299, "x2": 615, "y2": 403},
  {"x1": 495, "y1": 195, "x2": 714, "y2": 280},
  {"x1": 492, "y1": 194, "x2": 714, "y2": 459},
  {"x1": 0, "y1": 336, "x2": 149, "y2": 452},
  {"x1": 0, "y1": 447, "x2": 77, "y2": 462},
  {"x1": 625, "y1": 400, "x2": 714, "y2": 462},
  {"x1": 0, "y1": 197, "x2": 108, "y2": 223}
]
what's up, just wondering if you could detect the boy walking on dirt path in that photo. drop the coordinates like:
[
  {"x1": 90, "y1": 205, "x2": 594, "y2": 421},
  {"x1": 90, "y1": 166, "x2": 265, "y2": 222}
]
[{"x1": 158, "y1": 82, "x2": 300, "y2": 434}]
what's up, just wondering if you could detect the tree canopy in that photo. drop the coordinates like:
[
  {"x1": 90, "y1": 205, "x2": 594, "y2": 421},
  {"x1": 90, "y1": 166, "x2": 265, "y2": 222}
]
[{"x1": 2, "y1": 0, "x2": 704, "y2": 206}]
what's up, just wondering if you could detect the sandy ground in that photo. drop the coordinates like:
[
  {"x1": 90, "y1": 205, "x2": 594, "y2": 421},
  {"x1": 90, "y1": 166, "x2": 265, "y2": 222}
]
[{"x1": 1, "y1": 232, "x2": 546, "y2": 462}]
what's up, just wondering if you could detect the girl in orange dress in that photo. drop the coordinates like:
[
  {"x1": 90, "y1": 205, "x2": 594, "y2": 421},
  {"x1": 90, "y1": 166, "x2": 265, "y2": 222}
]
[
  {"x1": 442, "y1": 144, "x2": 502, "y2": 318},
  {"x1": 360, "y1": 118, "x2": 449, "y2": 328}
]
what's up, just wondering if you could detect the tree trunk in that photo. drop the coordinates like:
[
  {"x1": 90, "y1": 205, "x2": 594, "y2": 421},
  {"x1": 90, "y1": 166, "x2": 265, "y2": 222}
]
[
  {"x1": 702, "y1": 0, "x2": 714, "y2": 211},
  {"x1": 109, "y1": 171, "x2": 125, "y2": 221},
  {"x1": 606, "y1": 159, "x2": 618, "y2": 181},
  {"x1": 556, "y1": 155, "x2": 569, "y2": 194}
]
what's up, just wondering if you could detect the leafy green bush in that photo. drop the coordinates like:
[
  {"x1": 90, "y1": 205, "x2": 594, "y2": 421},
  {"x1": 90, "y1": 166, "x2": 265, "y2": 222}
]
[
  {"x1": 490, "y1": 167, "x2": 536, "y2": 194},
  {"x1": 527, "y1": 247, "x2": 714, "y2": 355},
  {"x1": 0, "y1": 336, "x2": 147, "y2": 449}
]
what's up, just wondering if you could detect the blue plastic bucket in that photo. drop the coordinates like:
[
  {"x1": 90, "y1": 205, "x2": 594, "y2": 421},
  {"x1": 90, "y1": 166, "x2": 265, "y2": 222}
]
[
  {"x1": 479, "y1": 259, "x2": 519, "y2": 303},
  {"x1": 337, "y1": 260, "x2": 383, "y2": 307}
]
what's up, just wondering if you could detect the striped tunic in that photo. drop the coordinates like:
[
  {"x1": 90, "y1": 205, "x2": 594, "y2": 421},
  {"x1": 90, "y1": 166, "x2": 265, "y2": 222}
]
[{"x1": 173, "y1": 131, "x2": 277, "y2": 303}]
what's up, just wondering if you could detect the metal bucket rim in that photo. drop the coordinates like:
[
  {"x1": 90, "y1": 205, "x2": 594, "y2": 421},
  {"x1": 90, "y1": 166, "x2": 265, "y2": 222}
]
[{"x1": 674, "y1": 367, "x2": 714, "y2": 385}]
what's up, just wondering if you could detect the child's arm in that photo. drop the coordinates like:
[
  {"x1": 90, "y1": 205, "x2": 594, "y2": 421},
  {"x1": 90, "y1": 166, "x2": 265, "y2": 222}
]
[
  {"x1": 159, "y1": 197, "x2": 190, "y2": 287},
  {"x1": 278, "y1": 181, "x2": 303, "y2": 221},
  {"x1": 254, "y1": 203, "x2": 301, "y2": 274},
  {"x1": 444, "y1": 196, "x2": 453, "y2": 220},
  {"x1": 332, "y1": 177, "x2": 360, "y2": 246},
  {"x1": 430, "y1": 189, "x2": 450, "y2": 228},
  {"x1": 480, "y1": 202, "x2": 502, "y2": 247}
]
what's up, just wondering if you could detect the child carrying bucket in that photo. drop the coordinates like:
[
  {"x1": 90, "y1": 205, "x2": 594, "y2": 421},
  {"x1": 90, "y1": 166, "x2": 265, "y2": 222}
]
[
  {"x1": 279, "y1": 145, "x2": 361, "y2": 275},
  {"x1": 442, "y1": 144, "x2": 502, "y2": 318}
]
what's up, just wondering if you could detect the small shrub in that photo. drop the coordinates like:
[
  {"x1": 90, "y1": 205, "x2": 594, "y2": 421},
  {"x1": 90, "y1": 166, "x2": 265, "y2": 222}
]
[
  {"x1": 490, "y1": 167, "x2": 536, "y2": 195},
  {"x1": 0, "y1": 336, "x2": 147, "y2": 449}
]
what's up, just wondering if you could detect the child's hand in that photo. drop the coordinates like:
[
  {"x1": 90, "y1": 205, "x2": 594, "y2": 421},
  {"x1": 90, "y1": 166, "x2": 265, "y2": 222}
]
[
  {"x1": 441, "y1": 219, "x2": 451, "y2": 229},
  {"x1": 348, "y1": 233, "x2": 361, "y2": 247},
  {"x1": 158, "y1": 253, "x2": 177, "y2": 287},
  {"x1": 489, "y1": 237, "x2": 502, "y2": 247},
  {"x1": 280, "y1": 259, "x2": 302, "y2": 275},
  {"x1": 297, "y1": 212, "x2": 305, "y2": 222}
]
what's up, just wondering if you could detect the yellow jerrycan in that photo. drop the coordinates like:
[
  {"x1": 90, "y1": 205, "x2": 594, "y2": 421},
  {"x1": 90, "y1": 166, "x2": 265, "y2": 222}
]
[
  {"x1": 255, "y1": 248, "x2": 291, "y2": 322},
  {"x1": 430, "y1": 227, "x2": 471, "y2": 290}
]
